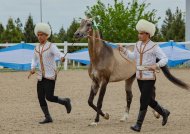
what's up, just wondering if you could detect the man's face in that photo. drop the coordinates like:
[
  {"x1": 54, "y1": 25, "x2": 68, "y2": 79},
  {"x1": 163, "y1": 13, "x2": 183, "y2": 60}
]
[
  {"x1": 37, "y1": 32, "x2": 48, "y2": 43},
  {"x1": 138, "y1": 32, "x2": 150, "y2": 41}
]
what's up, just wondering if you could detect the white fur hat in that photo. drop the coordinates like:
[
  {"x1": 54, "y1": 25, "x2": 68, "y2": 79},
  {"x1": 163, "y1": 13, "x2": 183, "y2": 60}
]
[
  {"x1": 136, "y1": 19, "x2": 156, "y2": 37},
  {"x1": 34, "y1": 23, "x2": 51, "y2": 38}
]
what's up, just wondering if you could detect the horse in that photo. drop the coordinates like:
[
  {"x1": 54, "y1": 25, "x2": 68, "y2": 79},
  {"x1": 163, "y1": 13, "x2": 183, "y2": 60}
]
[{"x1": 74, "y1": 18, "x2": 189, "y2": 126}]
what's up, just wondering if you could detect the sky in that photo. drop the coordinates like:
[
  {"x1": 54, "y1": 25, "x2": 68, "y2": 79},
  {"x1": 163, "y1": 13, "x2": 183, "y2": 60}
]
[{"x1": 0, "y1": 0, "x2": 186, "y2": 33}]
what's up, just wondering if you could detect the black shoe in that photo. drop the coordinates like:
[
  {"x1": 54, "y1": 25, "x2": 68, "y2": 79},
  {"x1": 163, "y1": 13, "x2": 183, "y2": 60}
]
[
  {"x1": 130, "y1": 110, "x2": 147, "y2": 132},
  {"x1": 131, "y1": 124, "x2": 141, "y2": 132},
  {"x1": 162, "y1": 109, "x2": 170, "y2": 126},
  {"x1": 58, "y1": 98, "x2": 72, "y2": 114},
  {"x1": 39, "y1": 106, "x2": 53, "y2": 124},
  {"x1": 39, "y1": 115, "x2": 53, "y2": 124},
  {"x1": 153, "y1": 104, "x2": 170, "y2": 126}
]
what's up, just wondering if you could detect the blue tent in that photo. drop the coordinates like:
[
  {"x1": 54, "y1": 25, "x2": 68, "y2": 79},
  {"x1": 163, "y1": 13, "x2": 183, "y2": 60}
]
[
  {"x1": 1, "y1": 41, "x2": 190, "y2": 70},
  {"x1": 160, "y1": 41, "x2": 190, "y2": 67},
  {"x1": 0, "y1": 43, "x2": 35, "y2": 70}
]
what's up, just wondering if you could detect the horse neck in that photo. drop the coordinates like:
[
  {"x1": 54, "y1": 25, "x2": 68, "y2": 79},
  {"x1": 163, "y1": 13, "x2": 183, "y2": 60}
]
[{"x1": 88, "y1": 29, "x2": 104, "y2": 64}]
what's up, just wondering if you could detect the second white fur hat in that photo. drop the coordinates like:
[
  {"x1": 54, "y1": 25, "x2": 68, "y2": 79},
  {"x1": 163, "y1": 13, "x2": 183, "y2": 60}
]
[{"x1": 136, "y1": 19, "x2": 156, "y2": 37}]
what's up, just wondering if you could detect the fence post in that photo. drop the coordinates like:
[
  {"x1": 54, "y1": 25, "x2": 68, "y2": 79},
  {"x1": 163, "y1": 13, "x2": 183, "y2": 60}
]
[
  {"x1": 64, "y1": 41, "x2": 68, "y2": 70},
  {"x1": 73, "y1": 60, "x2": 75, "y2": 68},
  {"x1": 77, "y1": 62, "x2": 80, "y2": 68}
]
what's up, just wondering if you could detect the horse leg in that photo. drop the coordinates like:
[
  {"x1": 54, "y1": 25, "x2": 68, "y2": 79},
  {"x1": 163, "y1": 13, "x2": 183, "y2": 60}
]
[
  {"x1": 152, "y1": 86, "x2": 160, "y2": 119},
  {"x1": 120, "y1": 74, "x2": 136, "y2": 122},
  {"x1": 88, "y1": 85, "x2": 105, "y2": 117},
  {"x1": 88, "y1": 80, "x2": 107, "y2": 126},
  {"x1": 91, "y1": 79, "x2": 109, "y2": 126}
]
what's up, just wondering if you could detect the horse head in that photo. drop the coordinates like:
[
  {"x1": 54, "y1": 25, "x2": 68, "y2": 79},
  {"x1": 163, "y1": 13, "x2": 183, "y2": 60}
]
[{"x1": 74, "y1": 18, "x2": 94, "y2": 39}]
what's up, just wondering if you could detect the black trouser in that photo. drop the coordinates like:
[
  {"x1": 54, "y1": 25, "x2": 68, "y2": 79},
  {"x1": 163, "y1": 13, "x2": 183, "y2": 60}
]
[
  {"x1": 137, "y1": 80, "x2": 158, "y2": 111},
  {"x1": 37, "y1": 78, "x2": 58, "y2": 107}
]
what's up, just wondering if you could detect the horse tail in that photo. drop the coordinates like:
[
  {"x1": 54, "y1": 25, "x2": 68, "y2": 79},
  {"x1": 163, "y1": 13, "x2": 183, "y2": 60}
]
[
  {"x1": 159, "y1": 63, "x2": 189, "y2": 90},
  {"x1": 156, "y1": 58, "x2": 189, "y2": 90}
]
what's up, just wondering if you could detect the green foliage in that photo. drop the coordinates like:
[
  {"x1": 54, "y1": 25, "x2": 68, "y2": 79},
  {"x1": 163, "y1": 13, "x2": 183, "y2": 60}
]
[
  {"x1": 66, "y1": 19, "x2": 87, "y2": 52},
  {"x1": 15, "y1": 18, "x2": 24, "y2": 41},
  {"x1": 1, "y1": 18, "x2": 23, "y2": 43},
  {"x1": 57, "y1": 26, "x2": 67, "y2": 42},
  {"x1": 161, "y1": 8, "x2": 185, "y2": 42},
  {"x1": 85, "y1": 0, "x2": 160, "y2": 42},
  {"x1": 0, "y1": 23, "x2": 4, "y2": 43},
  {"x1": 24, "y1": 15, "x2": 38, "y2": 43}
]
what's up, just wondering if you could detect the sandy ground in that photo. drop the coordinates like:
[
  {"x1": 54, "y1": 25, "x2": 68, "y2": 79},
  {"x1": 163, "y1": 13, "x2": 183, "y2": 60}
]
[{"x1": 0, "y1": 69, "x2": 190, "y2": 134}]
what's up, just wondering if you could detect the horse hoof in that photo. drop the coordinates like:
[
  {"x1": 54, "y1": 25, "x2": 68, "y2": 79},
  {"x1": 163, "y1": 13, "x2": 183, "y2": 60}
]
[
  {"x1": 104, "y1": 113, "x2": 109, "y2": 120},
  {"x1": 88, "y1": 122, "x2": 98, "y2": 127},
  {"x1": 153, "y1": 110, "x2": 160, "y2": 119},
  {"x1": 120, "y1": 113, "x2": 129, "y2": 122}
]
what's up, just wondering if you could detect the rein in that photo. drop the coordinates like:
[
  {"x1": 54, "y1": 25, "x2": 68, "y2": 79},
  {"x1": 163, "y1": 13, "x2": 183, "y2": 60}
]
[{"x1": 56, "y1": 41, "x2": 75, "y2": 75}]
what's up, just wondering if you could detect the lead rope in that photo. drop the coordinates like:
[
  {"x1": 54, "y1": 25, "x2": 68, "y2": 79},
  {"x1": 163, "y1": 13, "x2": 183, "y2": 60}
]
[{"x1": 55, "y1": 41, "x2": 76, "y2": 81}]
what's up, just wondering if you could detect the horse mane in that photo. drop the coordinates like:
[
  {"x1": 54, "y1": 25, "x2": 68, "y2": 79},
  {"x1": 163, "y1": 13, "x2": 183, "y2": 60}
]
[{"x1": 96, "y1": 30, "x2": 113, "y2": 52}]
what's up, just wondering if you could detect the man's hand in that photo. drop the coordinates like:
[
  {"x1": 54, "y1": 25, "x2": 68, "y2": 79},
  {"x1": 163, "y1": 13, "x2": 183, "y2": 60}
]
[
  {"x1": 118, "y1": 45, "x2": 125, "y2": 52},
  {"x1": 146, "y1": 64, "x2": 159, "y2": 71},
  {"x1": 61, "y1": 57, "x2": 65, "y2": 62},
  {"x1": 28, "y1": 69, "x2": 35, "y2": 79},
  {"x1": 30, "y1": 69, "x2": 35, "y2": 74}
]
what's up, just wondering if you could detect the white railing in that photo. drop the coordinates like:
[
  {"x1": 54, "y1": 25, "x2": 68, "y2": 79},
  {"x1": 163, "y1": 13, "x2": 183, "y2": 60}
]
[{"x1": 1, "y1": 41, "x2": 190, "y2": 70}]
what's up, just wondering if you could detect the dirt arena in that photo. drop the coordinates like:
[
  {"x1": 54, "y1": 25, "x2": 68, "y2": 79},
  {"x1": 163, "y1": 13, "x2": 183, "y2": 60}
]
[{"x1": 0, "y1": 69, "x2": 190, "y2": 134}]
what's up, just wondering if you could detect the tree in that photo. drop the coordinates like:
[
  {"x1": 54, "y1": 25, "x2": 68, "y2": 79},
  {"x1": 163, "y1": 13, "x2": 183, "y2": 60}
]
[
  {"x1": 15, "y1": 18, "x2": 24, "y2": 41},
  {"x1": 50, "y1": 26, "x2": 67, "y2": 42},
  {"x1": 15, "y1": 18, "x2": 23, "y2": 31},
  {"x1": 66, "y1": 19, "x2": 87, "y2": 52},
  {"x1": 0, "y1": 23, "x2": 4, "y2": 43},
  {"x1": 66, "y1": 19, "x2": 80, "y2": 43},
  {"x1": 58, "y1": 26, "x2": 67, "y2": 42},
  {"x1": 85, "y1": 0, "x2": 160, "y2": 43},
  {"x1": 161, "y1": 8, "x2": 185, "y2": 42},
  {"x1": 47, "y1": 22, "x2": 66, "y2": 43},
  {"x1": 1, "y1": 18, "x2": 23, "y2": 43},
  {"x1": 24, "y1": 15, "x2": 38, "y2": 43}
]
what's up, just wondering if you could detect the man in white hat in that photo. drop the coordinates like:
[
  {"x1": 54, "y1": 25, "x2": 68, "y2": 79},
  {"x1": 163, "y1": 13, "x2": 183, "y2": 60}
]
[
  {"x1": 30, "y1": 22, "x2": 72, "y2": 124},
  {"x1": 119, "y1": 19, "x2": 170, "y2": 132}
]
